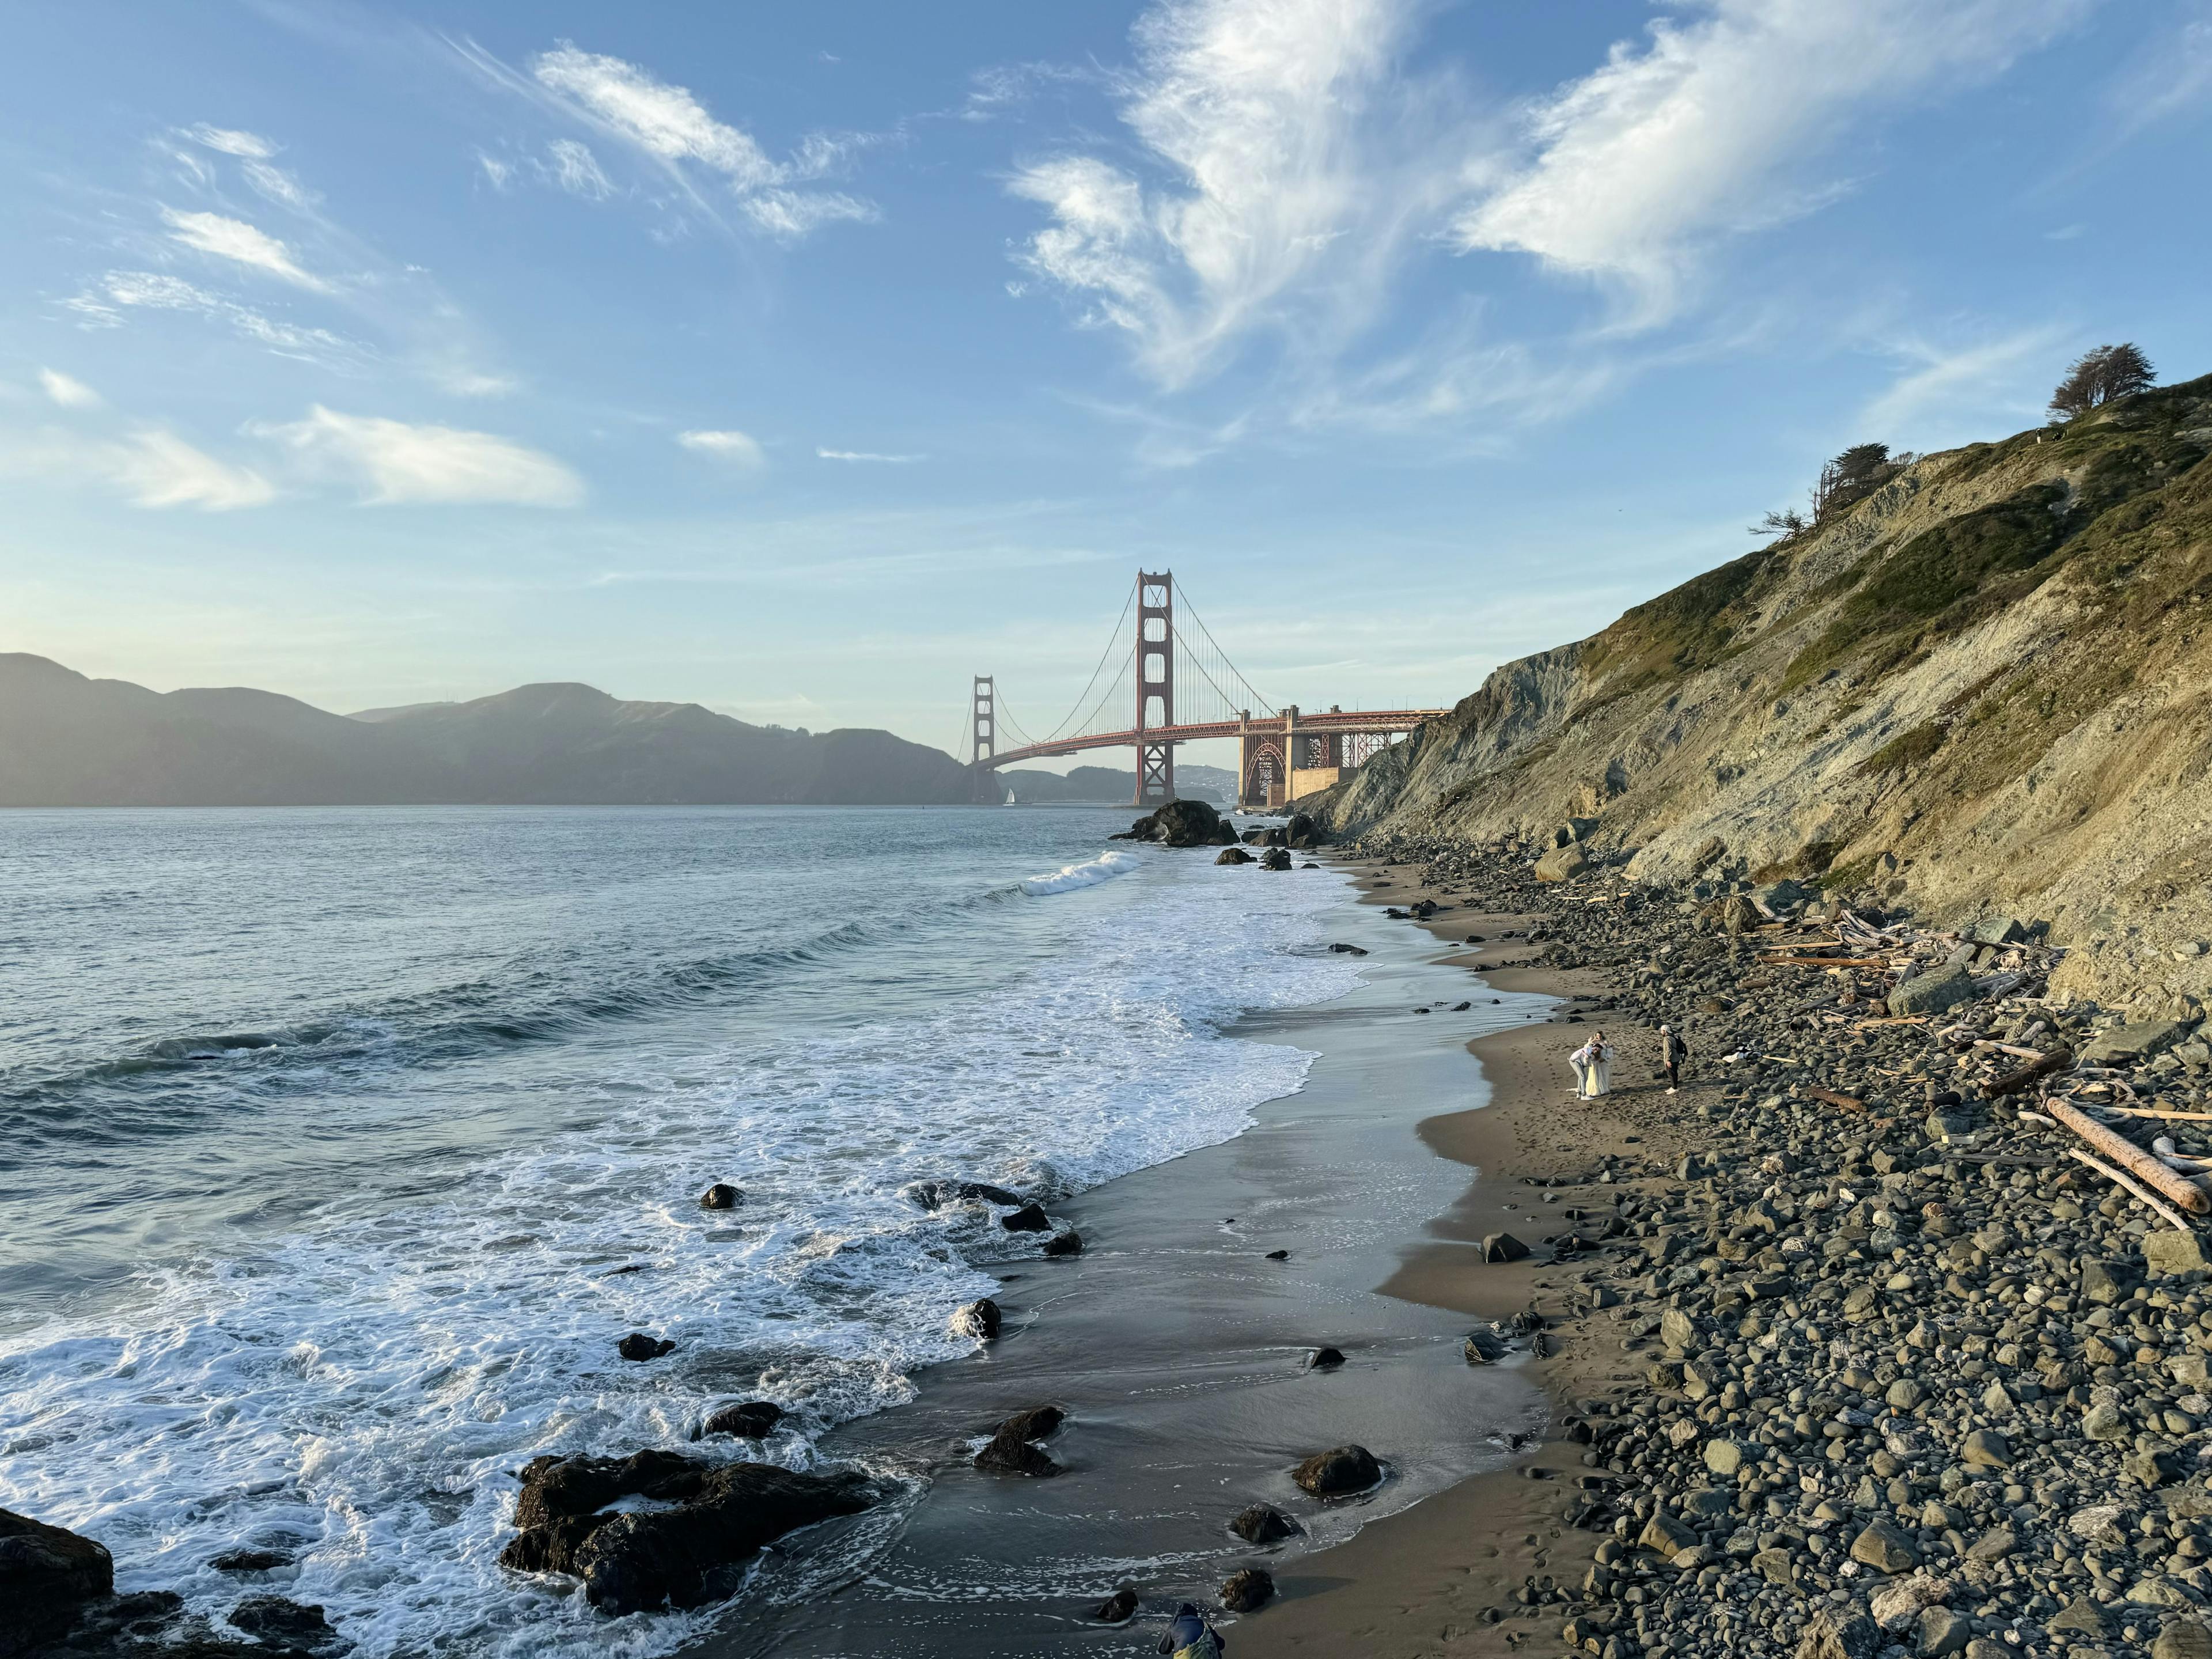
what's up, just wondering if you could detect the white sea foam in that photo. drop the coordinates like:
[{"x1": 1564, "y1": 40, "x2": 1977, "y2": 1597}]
[
  {"x1": 0, "y1": 838, "x2": 1361, "y2": 1658},
  {"x1": 1018, "y1": 847, "x2": 1138, "y2": 895}
]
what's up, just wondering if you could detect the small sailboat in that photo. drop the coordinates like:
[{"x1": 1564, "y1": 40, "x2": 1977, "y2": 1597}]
[{"x1": 1004, "y1": 787, "x2": 1018, "y2": 806}]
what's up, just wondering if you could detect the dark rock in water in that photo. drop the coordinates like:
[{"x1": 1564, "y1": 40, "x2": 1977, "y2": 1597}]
[
  {"x1": 1293, "y1": 1445, "x2": 1381, "y2": 1495},
  {"x1": 1307, "y1": 1346, "x2": 1346, "y2": 1369},
  {"x1": 904, "y1": 1179, "x2": 1025, "y2": 1211},
  {"x1": 972, "y1": 1404, "x2": 1065, "y2": 1476},
  {"x1": 616, "y1": 1332, "x2": 676, "y2": 1362},
  {"x1": 699, "y1": 1402, "x2": 785, "y2": 1441},
  {"x1": 1216, "y1": 846, "x2": 1255, "y2": 865},
  {"x1": 1301, "y1": 861, "x2": 1319, "y2": 869},
  {"x1": 950, "y1": 1298, "x2": 1001, "y2": 1340},
  {"x1": 993, "y1": 1404, "x2": 1065, "y2": 1442},
  {"x1": 698, "y1": 1183, "x2": 741, "y2": 1210},
  {"x1": 1113, "y1": 798, "x2": 1228, "y2": 849},
  {"x1": 1092, "y1": 1586, "x2": 1139, "y2": 1624},
  {"x1": 35, "y1": 1590, "x2": 192, "y2": 1655},
  {"x1": 1220, "y1": 1567, "x2": 1275, "y2": 1612},
  {"x1": 1041, "y1": 1230, "x2": 1084, "y2": 1257},
  {"x1": 1264, "y1": 1248, "x2": 1290, "y2": 1261},
  {"x1": 1452, "y1": 1001, "x2": 1471, "y2": 1011},
  {"x1": 1000, "y1": 1202, "x2": 1051, "y2": 1233},
  {"x1": 1327, "y1": 942, "x2": 1368, "y2": 956},
  {"x1": 1259, "y1": 847, "x2": 1292, "y2": 870},
  {"x1": 571, "y1": 1463, "x2": 876, "y2": 1614},
  {"x1": 1481, "y1": 1232, "x2": 1529, "y2": 1263},
  {"x1": 1230, "y1": 1503, "x2": 1300, "y2": 1544},
  {"x1": 512, "y1": 1449, "x2": 705, "y2": 1536},
  {"x1": 1, "y1": 1506, "x2": 114, "y2": 1654},
  {"x1": 1464, "y1": 1327, "x2": 1508, "y2": 1365},
  {"x1": 210, "y1": 1547, "x2": 291, "y2": 1573},
  {"x1": 229, "y1": 1596, "x2": 338, "y2": 1649}
]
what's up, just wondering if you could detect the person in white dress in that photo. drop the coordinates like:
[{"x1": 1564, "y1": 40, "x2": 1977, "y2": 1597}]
[{"x1": 1570, "y1": 1031, "x2": 1613, "y2": 1098}]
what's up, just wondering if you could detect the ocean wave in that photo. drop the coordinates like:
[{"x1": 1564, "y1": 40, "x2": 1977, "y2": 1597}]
[{"x1": 1020, "y1": 848, "x2": 1139, "y2": 896}]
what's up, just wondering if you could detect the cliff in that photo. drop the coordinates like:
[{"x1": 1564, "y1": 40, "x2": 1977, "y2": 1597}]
[
  {"x1": 0, "y1": 658, "x2": 972, "y2": 806},
  {"x1": 1315, "y1": 374, "x2": 2212, "y2": 1015}
]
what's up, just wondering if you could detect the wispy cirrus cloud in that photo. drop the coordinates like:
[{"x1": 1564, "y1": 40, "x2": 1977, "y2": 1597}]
[
  {"x1": 63, "y1": 271, "x2": 364, "y2": 368},
  {"x1": 817, "y1": 448, "x2": 922, "y2": 464},
  {"x1": 6, "y1": 426, "x2": 274, "y2": 510},
  {"x1": 38, "y1": 369, "x2": 102, "y2": 409},
  {"x1": 160, "y1": 206, "x2": 329, "y2": 290},
  {"x1": 1452, "y1": 0, "x2": 2100, "y2": 324},
  {"x1": 676, "y1": 429, "x2": 766, "y2": 468},
  {"x1": 546, "y1": 138, "x2": 613, "y2": 200},
  {"x1": 1858, "y1": 324, "x2": 2075, "y2": 441},
  {"x1": 454, "y1": 39, "x2": 880, "y2": 243},
  {"x1": 252, "y1": 406, "x2": 583, "y2": 506}
]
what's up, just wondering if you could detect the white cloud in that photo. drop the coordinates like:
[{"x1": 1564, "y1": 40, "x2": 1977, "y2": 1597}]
[
  {"x1": 1452, "y1": 0, "x2": 2097, "y2": 322},
  {"x1": 1007, "y1": 0, "x2": 1459, "y2": 390},
  {"x1": 242, "y1": 160, "x2": 319, "y2": 209},
  {"x1": 677, "y1": 429, "x2": 766, "y2": 468},
  {"x1": 39, "y1": 369, "x2": 101, "y2": 409},
  {"x1": 161, "y1": 207, "x2": 328, "y2": 290},
  {"x1": 9, "y1": 427, "x2": 275, "y2": 510},
  {"x1": 253, "y1": 406, "x2": 583, "y2": 506},
  {"x1": 65, "y1": 271, "x2": 360, "y2": 366},
  {"x1": 516, "y1": 41, "x2": 876, "y2": 240},
  {"x1": 478, "y1": 151, "x2": 514, "y2": 190},
  {"x1": 546, "y1": 138, "x2": 613, "y2": 199},
  {"x1": 817, "y1": 448, "x2": 922, "y2": 463},
  {"x1": 187, "y1": 124, "x2": 276, "y2": 159}
]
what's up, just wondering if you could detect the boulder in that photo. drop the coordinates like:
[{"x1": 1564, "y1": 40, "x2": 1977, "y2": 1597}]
[
  {"x1": 569, "y1": 1462, "x2": 876, "y2": 1613},
  {"x1": 1959, "y1": 1429, "x2": 2012, "y2": 1469},
  {"x1": 1326, "y1": 942, "x2": 1369, "y2": 956},
  {"x1": 1481, "y1": 1232, "x2": 1529, "y2": 1263},
  {"x1": 698, "y1": 1183, "x2": 742, "y2": 1210},
  {"x1": 906, "y1": 1179, "x2": 1027, "y2": 1211},
  {"x1": 1113, "y1": 798, "x2": 1229, "y2": 849},
  {"x1": 1638, "y1": 1512, "x2": 1699, "y2": 1560},
  {"x1": 210, "y1": 1548, "x2": 291, "y2": 1574},
  {"x1": 1534, "y1": 844, "x2": 1590, "y2": 883},
  {"x1": 1464, "y1": 1327, "x2": 1508, "y2": 1364},
  {"x1": 1851, "y1": 1518, "x2": 1920, "y2": 1574},
  {"x1": 1219, "y1": 1567, "x2": 1274, "y2": 1612},
  {"x1": 993, "y1": 1405, "x2": 1065, "y2": 1442},
  {"x1": 974, "y1": 1404, "x2": 1065, "y2": 1478},
  {"x1": 1796, "y1": 1608, "x2": 1881, "y2": 1659},
  {"x1": 616, "y1": 1333, "x2": 675, "y2": 1362},
  {"x1": 2084, "y1": 1019, "x2": 2199, "y2": 1066},
  {"x1": 1000, "y1": 1203, "x2": 1051, "y2": 1233},
  {"x1": 2147, "y1": 1229, "x2": 2212, "y2": 1277},
  {"x1": 1293, "y1": 1445, "x2": 1382, "y2": 1496},
  {"x1": 1216, "y1": 847, "x2": 1255, "y2": 865},
  {"x1": 2156, "y1": 1622, "x2": 2212, "y2": 1659},
  {"x1": 1969, "y1": 915, "x2": 2025, "y2": 945},
  {"x1": 1283, "y1": 814, "x2": 1321, "y2": 850},
  {"x1": 1041, "y1": 1230, "x2": 1084, "y2": 1257},
  {"x1": 1307, "y1": 1346, "x2": 1346, "y2": 1370},
  {"x1": 951, "y1": 1298, "x2": 1002, "y2": 1340},
  {"x1": 1917, "y1": 1606, "x2": 1971, "y2": 1657},
  {"x1": 1230, "y1": 1503, "x2": 1300, "y2": 1544},
  {"x1": 699, "y1": 1402, "x2": 785, "y2": 1441},
  {"x1": 0, "y1": 1507, "x2": 114, "y2": 1657},
  {"x1": 1889, "y1": 966, "x2": 1974, "y2": 1018},
  {"x1": 228, "y1": 1596, "x2": 338, "y2": 1650},
  {"x1": 1092, "y1": 1586, "x2": 1139, "y2": 1624},
  {"x1": 1259, "y1": 848, "x2": 1292, "y2": 871}
]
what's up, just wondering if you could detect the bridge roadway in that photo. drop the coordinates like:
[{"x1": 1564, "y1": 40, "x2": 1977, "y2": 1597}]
[{"x1": 981, "y1": 707, "x2": 1449, "y2": 770}]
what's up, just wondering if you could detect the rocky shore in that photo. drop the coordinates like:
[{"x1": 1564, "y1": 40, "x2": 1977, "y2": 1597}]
[{"x1": 1264, "y1": 830, "x2": 2212, "y2": 1659}]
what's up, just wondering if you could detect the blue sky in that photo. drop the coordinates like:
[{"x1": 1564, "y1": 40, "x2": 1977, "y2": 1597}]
[{"x1": 3, "y1": 0, "x2": 2208, "y2": 763}]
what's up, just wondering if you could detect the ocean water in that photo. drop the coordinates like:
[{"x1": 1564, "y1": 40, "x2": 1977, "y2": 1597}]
[{"x1": 0, "y1": 805, "x2": 1363, "y2": 1657}]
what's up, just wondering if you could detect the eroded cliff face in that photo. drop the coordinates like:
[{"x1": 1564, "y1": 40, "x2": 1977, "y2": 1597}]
[{"x1": 1317, "y1": 376, "x2": 2212, "y2": 1015}]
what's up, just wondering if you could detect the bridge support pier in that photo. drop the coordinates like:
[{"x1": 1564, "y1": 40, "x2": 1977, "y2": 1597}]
[
  {"x1": 1134, "y1": 571, "x2": 1175, "y2": 806},
  {"x1": 969, "y1": 675, "x2": 998, "y2": 803}
]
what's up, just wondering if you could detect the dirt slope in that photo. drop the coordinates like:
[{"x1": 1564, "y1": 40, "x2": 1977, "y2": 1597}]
[{"x1": 1316, "y1": 374, "x2": 2212, "y2": 1015}]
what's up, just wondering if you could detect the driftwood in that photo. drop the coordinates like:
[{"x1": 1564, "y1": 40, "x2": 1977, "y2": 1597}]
[
  {"x1": 1807, "y1": 1087, "x2": 1866, "y2": 1113},
  {"x1": 2047, "y1": 1099, "x2": 2212, "y2": 1215},
  {"x1": 2104, "y1": 1105, "x2": 2212, "y2": 1124},
  {"x1": 2066, "y1": 1149, "x2": 2196, "y2": 1234},
  {"x1": 1984, "y1": 1047, "x2": 2075, "y2": 1098}
]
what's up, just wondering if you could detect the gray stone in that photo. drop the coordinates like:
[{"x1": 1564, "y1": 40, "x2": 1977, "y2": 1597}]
[
  {"x1": 2047, "y1": 1597, "x2": 2105, "y2": 1635},
  {"x1": 1638, "y1": 1511, "x2": 1700, "y2": 1560},
  {"x1": 1481, "y1": 1232, "x2": 1529, "y2": 1263},
  {"x1": 2083, "y1": 1400, "x2": 2130, "y2": 1441},
  {"x1": 1917, "y1": 1606, "x2": 1971, "y2": 1657},
  {"x1": 1796, "y1": 1607, "x2": 1882, "y2": 1659},
  {"x1": 2081, "y1": 1258, "x2": 2134, "y2": 1304},
  {"x1": 2155, "y1": 1620, "x2": 2212, "y2": 1659},
  {"x1": 1870, "y1": 1574, "x2": 1952, "y2": 1632},
  {"x1": 1704, "y1": 1438, "x2": 1749, "y2": 1478},
  {"x1": 1960, "y1": 1428, "x2": 2012, "y2": 1468},
  {"x1": 1970, "y1": 916, "x2": 2025, "y2": 945},
  {"x1": 1535, "y1": 843, "x2": 1590, "y2": 882},
  {"x1": 1660, "y1": 1306, "x2": 1698, "y2": 1352},
  {"x1": 1891, "y1": 965, "x2": 1974, "y2": 1018},
  {"x1": 1851, "y1": 1518, "x2": 1920, "y2": 1573}
]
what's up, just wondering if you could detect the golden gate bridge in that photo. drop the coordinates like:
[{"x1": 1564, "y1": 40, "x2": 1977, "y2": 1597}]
[{"x1": 967, "y1": 570, "x2": 1450, "y2": 810}]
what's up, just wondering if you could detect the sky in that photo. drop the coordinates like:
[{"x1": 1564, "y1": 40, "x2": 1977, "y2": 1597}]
[{"x1": 3, "y1": 0, "x2": 2209, "y2": 766}]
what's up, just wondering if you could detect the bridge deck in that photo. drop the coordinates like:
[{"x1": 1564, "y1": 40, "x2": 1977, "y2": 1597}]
[{"x1": 983, "y1": 709, "x2": 1450, "y2": 770}]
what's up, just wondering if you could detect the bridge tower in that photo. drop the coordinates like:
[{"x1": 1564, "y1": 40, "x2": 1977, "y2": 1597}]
[
  {"x1": 970, "y1": 675, "x2": 997, "y2": 802},
  {"x1": 1134, "y1": 571, "x2": 1175, "y2": 806}
]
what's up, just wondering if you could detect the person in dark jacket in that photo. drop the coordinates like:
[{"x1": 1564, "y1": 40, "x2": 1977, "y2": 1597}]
[
  {"x1": 1657, "y1": 1023, "x2": 1689, "y2": 1093},
  {"x1": 1158, "y1": 1601, "x2": 1225, "y2": 1657}
]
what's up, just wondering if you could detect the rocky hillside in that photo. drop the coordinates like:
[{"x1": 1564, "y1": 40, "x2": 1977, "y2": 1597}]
[
  {"x1": 1316, "y1": 374, "x2": 2212, "y2": 1015},
  {"x1": 0, "y1": 657, "x2": 972, "y2": 806}
]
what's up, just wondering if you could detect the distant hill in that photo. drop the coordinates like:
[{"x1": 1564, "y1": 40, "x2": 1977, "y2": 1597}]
[
  {"x1": 0, "y1": 655, "x2": 972, "y2": 807},
  {"x1": 1000, "y1": 763, "x2": 1234, "y2": 805}
]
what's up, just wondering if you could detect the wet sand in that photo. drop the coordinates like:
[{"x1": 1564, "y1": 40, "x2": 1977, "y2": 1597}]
[
  {"x1": 1237, "y1": 860, "x2": 1715, "y2": 1658},
  {"x1": 719, "y1": 870, "x2": 1560, "y2": 1657}
]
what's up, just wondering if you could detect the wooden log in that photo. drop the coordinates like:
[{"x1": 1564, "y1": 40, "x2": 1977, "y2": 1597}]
[
  {"x1": 2047, "y1": 1099, "x2": 2212, "y2": 1214},
  {"x1": 2106, "y1": 1105, "x2": 2212, "y2": 1123},
  {"x1": 1984, "y1": 1047, "x2": 2074, "y2": 1098},
  {"x1": 2066, "y1": 1149, "x2": 2196, "y2": 1234}
]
